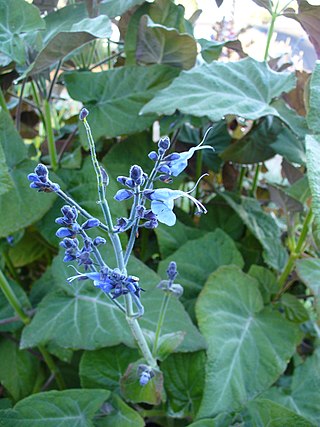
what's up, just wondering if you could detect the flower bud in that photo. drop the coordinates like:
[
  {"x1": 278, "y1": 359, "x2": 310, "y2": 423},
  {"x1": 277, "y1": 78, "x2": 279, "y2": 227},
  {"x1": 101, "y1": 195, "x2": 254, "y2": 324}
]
[
  {"x1": 93, "y1": 237, "x2": 106, "y2": 246},
  {"x1": 79, "y1": 108, "x2": 89, "y2": 121},
  {"x1": 82, "y1": 218, "x2": 100, "y2": 230},
  {"x1": 114, "y1": 189, "x2": 134, "y2": 201},
  {"x1": 158, "y1": 136, "x2": 170, "y2": 151},
  {"x1": 148, "y1": 151, "x2": 158, "y2": 162}
]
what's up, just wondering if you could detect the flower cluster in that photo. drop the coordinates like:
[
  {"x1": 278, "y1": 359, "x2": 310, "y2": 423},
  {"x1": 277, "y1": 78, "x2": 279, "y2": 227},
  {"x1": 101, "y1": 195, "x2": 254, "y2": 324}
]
[{"x1": 27, "y1": 163, "x2": 60, "y2": 192}]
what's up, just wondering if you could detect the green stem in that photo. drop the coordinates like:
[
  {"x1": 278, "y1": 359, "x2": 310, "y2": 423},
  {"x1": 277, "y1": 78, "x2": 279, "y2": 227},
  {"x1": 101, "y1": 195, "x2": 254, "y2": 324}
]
[
  {"x1": 107, "y1": 39, "x2": 112, "y2": 69},
  {"x1": 277, "y1": 208, "x2": 313, "y2": 294},
  {"x1": 237, "y1": 166, "x2": 246, "y2": 192},
  {"x1": 127, "y1": 317, "x2": 157, "y2": 367},
  {"x1": 264, "y1": 1, "x2": 279, "y2": 61},
  {"x1": 250, "y1": 164, "x2": 260, "y2": 197},
  {"x1": 193, "y1": 148, "x2": 203, "y2": 216},
  {"x1": 43, "y1": 99, "x2": 58, "y2": 171},
  {"x1": 152, "y1": 293, "x2": 170, "y2": 356},
  {"x1": 0, "y1": 269, "x2": 65, "y2": 389},
  {"x1": 2, "y1": 251, "x2": 21, "y2": 285},
  {"x1": 0, "y1": 87, "x2": 9, "y2": 114},
  {"x1": 0, "y1": 269, "x2": 30, "y2": 324}
]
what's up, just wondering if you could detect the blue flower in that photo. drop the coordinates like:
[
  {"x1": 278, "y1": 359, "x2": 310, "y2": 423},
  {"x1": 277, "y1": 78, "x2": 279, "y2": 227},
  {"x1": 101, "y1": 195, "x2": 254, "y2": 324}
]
[
  {"x1": 114, "y1": 189, "x2": 134, "y2": 201},
  {"x1": 144, "y1": 177, "x2": 208, "y2": 226},
  {"x1": 114, "y1": 217, "x2": 130, "y2": 233},
  {"x1": 82, "y1": 218, "x2": 100, "y2": 230},
  {"x1": 159, "y1": 127, "x2": 213, "y2": 177},
  {"x1": 93, "y1": 236, "x2": 106, "y2": 246},
  {"x1": 55, "y1": 205, "x2": 78, "y2": 226}
]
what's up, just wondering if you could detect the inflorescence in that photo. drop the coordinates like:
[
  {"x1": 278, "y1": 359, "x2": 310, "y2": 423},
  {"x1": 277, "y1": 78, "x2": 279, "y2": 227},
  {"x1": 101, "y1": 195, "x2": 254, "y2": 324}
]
[{"x1": 27, "y1": 108, "x2": 212, "y2": 384}]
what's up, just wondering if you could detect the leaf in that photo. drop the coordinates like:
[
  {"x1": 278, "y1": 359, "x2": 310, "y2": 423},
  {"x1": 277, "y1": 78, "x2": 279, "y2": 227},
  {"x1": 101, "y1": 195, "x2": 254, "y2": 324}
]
[
  {"x1": 0, "y1": 338, "x2": 41, "y2": 402},
  {"x1": 306, "y1": 62, "x2": 320, "y2": 133},
  {"x1": 156, "y1": 331, "x2": 186, "y2": 361},
  {"x1": 198, "y1": 38, "x2": 245, "y2": 63},
  {"x1": 195, "y1": 265, "x2": 301, "y2": 418},
  {"x1": 80, "y1": 345, "x2": 139, "y2": 393},
  {"x1": 284, "y1": 175, "x2": 310, "y2": 204},
  {"x1": 64, "y1": 65, "x2": 179, "y2": 143},
  {"x1": 141, "y1": 58, "x2": 296, "y2": 122},
  {"x1": 28, "y1": 15, "x2": 112, "y2": 75},
  {"x1": 99, "y1": 0, "x2": 146, "y2": 18},
  {"x1": 244, "y1": 399, "x2": 316, "y2": 427},
  {"x1": 158, "y1": 229, "x2": 244, "y2": 316},
  {"x1": 0, "y1": 0, "x2": 45, "y2": 64},
  {"x1": 262, "y1": 349, "x2": 320, "y2": 425},
  {"x1": 306, "y1": 135, "x2": 320, "y2": 231},
  {"x1": 0, "y1": 143, "x2": 12, "y2": 196},
  {"x1": 21, "y1": 253, "x2": 205, "y2": 352},
  {"x1": 95, "y1": 394, "x2": 144, "y2": 427},
  {"x1": 284, "y1": 1, "x2": 320, "y2": 59},
  {"x1": 161, "y1": 351, "x2": 206, "y2": 417},
  {"x1": 251, "y1": 0, "x2": 273, "y2": 13},
  {"x1": 248, "y1": 265, "x2": 278, "y2": 304},
  {"x1": 278, "y1": 293, "x2": 309, "y2": 323},
  {"x1": 0, "y1": 389, "x2": 110, "y2": 427},
  {"x1": 155, "y1": 220, "x2": 206, "y2": 259},
  {"x1": 0, "y1": 109, "x2": 28, "y2": 169},
  {"x1": 120, "y1": 360, "x2": 164, "y2": 405},
  {"x1": 198, "y1": 195, "x2": 245, "y2": 240},
  {"x1": 296, "y1": 257, "x2": 320, "y2": 317},
  {"x1": 220, "y1": 193, "x2": 288, "y2": 271},
  {"x1": 8, "y1": 231, "x2": 48, "y2": 267},
  {"x1": 148, "y1": 0, "x2": 188, "y2": 32},
  {"x1": 136, "y1": 16, "x2": 197, "y2": 70}
]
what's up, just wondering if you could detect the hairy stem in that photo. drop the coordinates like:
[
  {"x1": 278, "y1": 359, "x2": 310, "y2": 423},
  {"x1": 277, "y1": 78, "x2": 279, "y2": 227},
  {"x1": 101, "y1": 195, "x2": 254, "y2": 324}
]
[
  {"x1": 152, "y1": 293, "x2": 170, "y2": 356},
  {"x1": 264, "y1": 1, "x2": 279, "y2": 61}
]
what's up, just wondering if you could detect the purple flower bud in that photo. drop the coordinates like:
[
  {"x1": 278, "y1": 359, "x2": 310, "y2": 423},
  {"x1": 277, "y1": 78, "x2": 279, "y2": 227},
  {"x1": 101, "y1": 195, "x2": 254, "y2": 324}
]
[
  {"x1": 35, "y1": 164, "x2": 49, "y2": 179},
  {"x1": 100, "y1": 166, "x2": 109, "y2": 187},
  {"x1": 136, "y1": 205, "x2": 146, "y2": 218},
  {"x1": 167, "y1": 261, "x2": 178, "y2": 281},
  {"x1": 82, "y1": 218, "x2": 100, "y2": 230},
  {"x1": 93, "y1": 237, "x2": 106, "y2": 246},
  {"x1": 60, "y1": 238, "x2": 79, "y2": 249},
  {"x1": 164, "y1": 153, "x2": 181, "y2": 162},
  {"x1": 27, "y1": 173, "x2": 39, "y2": 182},
  {"x1": 130, "y1": 165, "x2": 143, "y2": 181},
  {"x1": 143, "y1": 219, "x2": 158, "y2": 229},
  {"x1": 114, "y1": 189, "x2": 134, "y2": 201},
  {"x1": 117, "y1": 176, "x2": 128, "y2": 185},
  {"x1": 159, "y1": 175, "x2": 173, "y2": 183},
  {"x1": 143, "y1": 210, "x2": 157, "y2": 220},
  {"x1": 114, "y1": 217, "x2": 130, "y2": 232},
  {"x1": 143, "y1": 190, "x2": 154, "y2": 200},
  {"x1": 148, "y1": 151, "x2": 158, "y2": 162},
  {"x1": 158, "y1": 136, "x2": 170, "y2": 151},
  {"x1": 56, "y1": 228, "x2": 74, "y2": 238},
  {"x1": 63, "y1": 253, "x2": 77, "y2": 262},
  {"x1": 71, "y1": 223, "x2": 81, "y2": 233},
  {"x1": 79, "y1": 108, "x2": 89, "y2": 121}
]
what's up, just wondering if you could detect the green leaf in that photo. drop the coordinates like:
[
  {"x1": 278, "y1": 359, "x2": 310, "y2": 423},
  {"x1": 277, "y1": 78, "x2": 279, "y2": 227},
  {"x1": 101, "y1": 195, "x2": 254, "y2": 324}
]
[
  {"x1": 120, "y1": 360, "x2": 164, "y2": 405},
  {"x1": 284, "y1": 175, "x2": 310, "y2": 204},
  {"x1": 28, "y1": 15, "x2": 112, "y2": 75},
  {"x1": 148, "y1": 0, "x2": 188, "y2": 32},
  {"x1": 141, "y1": 57, "x2": 296, "y2": 121},
  {"x1": 198, "y1": 195, "x2": 245, "y2": 240},
  {"x1": 136, "y1": 16, "x2": 197, "y2": 70},
  {"x1": 0, "y1": 109, "x2": 27, "y2": 168},
  {"x1": 155, "y1": 220, "x2": 206, "y2": 259},
  {"x1": 156, "y1": 331, "x2": 186, "y2": 361},
  {"x1": 99, "y1": 0, "x2": 146, "y2": 18},
  {"x1": 0, "y1": 0, "x2": 45, "y2": 64},
  {"x1": 80, "y1": 345, "x2": 139, "y2": 393},
  {"x1": 95, "y1": 394, "x2": 144, "y2": 427},
  {"x1": 307, "y1": 62, "x2": 320, "y2": 133},
  {"x1": 262, "y1": 349, "x2": 320, "y2": 425},
  {"x1": 248, "y1": 265, "x2": 278, "y2": 304},
  {"x1": 158, "y1": 229, "x2": 244, "y2": 316},
  {"x1": 8, "y1": 231, "x2": 48, "y2": 267},
  {"x1": 161, "y1": 351, "x2": 206, "y2": 417},
  {"x1": 198, "y1": 38, "x2": 245, "y2": 63},
  {"x1": 277, "y1": 293, "x2": 309, "y2": 323},
  {"x1": 0, "y1": 338, "x2": 40, "y2": 401},
  {"x1": 296, "y1": 257, "x2": 320, "y2": 317},
  {"x1": 244, "y1": 399, "x2": 316, "y2": 427},
  {"x1": 0, "y1": 389, "x2": 110, "y2": 427},
  {"x1": 195, "y1": 265, "x2": 301, "y2": 418},
  {"x1": 306, "y1": 134, "x2": 320, "y2": 231},
  {"x1": 0, "y1": 143, "x2": 12, "y2": 196},
  {"x1": 64, "y1": 65, "x2": 179, "y2": 144},
  {"x1": 21, "y1": 254, "x2": 205, "y2": 352},
  {"x1": 221, "y1": 193, "x2": 288, "y2": 271}
]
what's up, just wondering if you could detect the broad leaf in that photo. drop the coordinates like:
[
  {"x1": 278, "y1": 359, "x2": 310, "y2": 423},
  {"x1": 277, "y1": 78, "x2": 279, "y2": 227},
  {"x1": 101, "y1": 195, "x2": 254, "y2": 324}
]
[
  {"x1": 158, "y1": 229, "x2": 244, "y2": 316},
  {"x1": 136, "y1": 16, "x2": 197, "y2": 70},
  {"x1": 0, "y1": 143, "x2": 12, "y2": 196},
  {"x1": 244, "y1": 399, "x2": 316, "y2": 427},
  {"x1": 196, "y1": 266, "x2": 301, "y2": 418},
  {"x1": 262, "y1": 349, "x2": 320, "y2": 425},
  {"x1": 95, "y1": 394, "x2": 144, "y2": 427},
  {"x1": 0, "y1": 389, "x2": 110, "y2": 426},
  {"x1": 277, "y1": 293, "x2": 309, "y2": 323},
  {"x1": 148, "y1": 0, "x2": 188, "y2": 32},
  {"x1": 0, "y1": 0, "x2": 45, "y2": 64},
  {"x1": 141, "y1": 58, "x2": 295, "y2": 122},
  {"x1": 21, "y1": 253, "x2": 205, "y2": 352},
  {"x1": 307, "y1": 62, "x2": 320, "y2": 133},
  {"x1": 252, "y1": 0, "x2": 273, "y2": 13},
  {"x1": 155, "y1": 220, "x2": 206, "y2": 259},
  {"x1": 306, "y1": 135, "x2": 320, "y2": 231},
  {"x1": 64, "y1": 65, "x2": 179, "y2": 144},
  {"x1": 80, "y1": 345, "x2": 139, "y2": 393},
  {"x1": 161, "y1": 351, "x2": 206, "y2": 417},
  {"x1": 296, "y1": 257, "x2": 320, "y2": 317},
  {"x1": 0, "y1": 338, "x2": 41, "y2": 402},
  {"x1": 221, "y1": 193, "x2": 288, "y2": 271},
  {"x1": 0, "y1": 109, "x2": 27, "y2": 169},
  {"x1": 8, "y1": 231, "x2": 48, "y2": 267},
  {"x1": 198, "y1": 38, "x2": 245, "y2": 63},
  {"x1": 248, "y1": 265, "x2": 278, "y2": 304},
  {"x1": 284, "y1": 1, "x2": 320, "y2": 59},
  {"x1": 28, "y1": 15, "x2": 112, "y2": 75}
]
